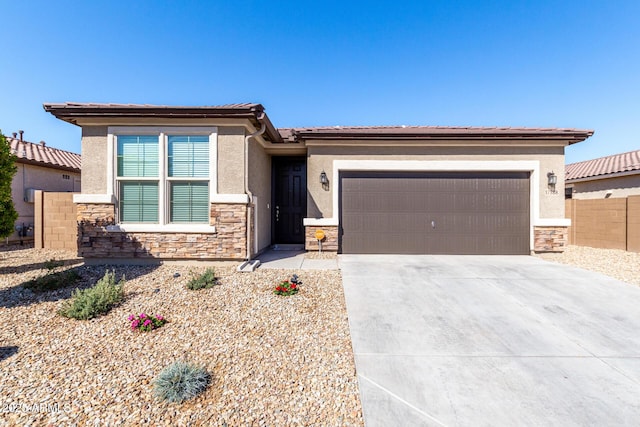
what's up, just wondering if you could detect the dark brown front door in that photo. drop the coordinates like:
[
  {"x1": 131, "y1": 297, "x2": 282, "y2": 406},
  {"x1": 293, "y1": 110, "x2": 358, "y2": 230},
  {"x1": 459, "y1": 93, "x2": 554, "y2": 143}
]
[
  {"x1": 340, "y1": 171, "x2": 530, "y2": 255},
  {"x1": 273, "y1": 157, "x2": 307, "y2": 244}
]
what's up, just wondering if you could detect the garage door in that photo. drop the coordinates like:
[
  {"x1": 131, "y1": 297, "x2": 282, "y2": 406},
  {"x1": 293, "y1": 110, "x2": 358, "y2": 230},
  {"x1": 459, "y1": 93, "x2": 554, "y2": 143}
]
[{"x1": 339, "y1": 171, "x2": 530, "y2": 254}]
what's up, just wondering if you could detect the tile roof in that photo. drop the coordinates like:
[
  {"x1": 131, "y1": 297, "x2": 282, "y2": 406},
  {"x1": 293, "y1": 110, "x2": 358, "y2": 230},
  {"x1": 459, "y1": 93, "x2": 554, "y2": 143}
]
[
  {"x1": 566, "y1": 149, "x2": 640, "y2": 181},
  {"x1": 7, "y1": 136, "x2": 81, "y2": 172}
]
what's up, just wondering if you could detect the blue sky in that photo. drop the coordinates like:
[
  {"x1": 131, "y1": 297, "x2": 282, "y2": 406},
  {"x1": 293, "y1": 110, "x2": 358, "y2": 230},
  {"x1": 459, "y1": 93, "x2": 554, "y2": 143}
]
[{"x1": 1, "y1": 0, "x2": 638, "y2": 164}]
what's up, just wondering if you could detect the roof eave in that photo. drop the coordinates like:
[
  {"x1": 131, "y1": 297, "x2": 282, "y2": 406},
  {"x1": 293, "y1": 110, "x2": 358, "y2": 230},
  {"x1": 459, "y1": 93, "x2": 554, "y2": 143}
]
[
  {"x1": 566, "y1": 168, "x2": 640, "y2": 183},
  {"x1": 15, "y1": 157, "x2": 81, "y2": 173},
  {"x1": 291, "y1": 130, "x2": 594, "y2": 144},
  {"x1": 43, "y1": 103, "x2": 283, "y2": 143}
]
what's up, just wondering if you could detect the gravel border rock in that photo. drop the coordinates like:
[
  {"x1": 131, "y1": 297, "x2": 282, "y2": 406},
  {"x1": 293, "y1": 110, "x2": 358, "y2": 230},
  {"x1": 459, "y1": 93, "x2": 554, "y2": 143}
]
[
  {"x1": 535, "y1": 245, "x2": 640, "y2": 287},
  {"x1": 0, "y1": 248, "x2": 363, "y2": 426}
]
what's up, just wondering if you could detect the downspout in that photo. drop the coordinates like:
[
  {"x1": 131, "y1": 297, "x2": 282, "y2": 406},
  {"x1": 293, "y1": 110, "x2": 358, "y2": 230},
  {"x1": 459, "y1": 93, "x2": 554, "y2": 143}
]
[{"x1": 244, "y1": 115, "x2": 266, "y2": 260}]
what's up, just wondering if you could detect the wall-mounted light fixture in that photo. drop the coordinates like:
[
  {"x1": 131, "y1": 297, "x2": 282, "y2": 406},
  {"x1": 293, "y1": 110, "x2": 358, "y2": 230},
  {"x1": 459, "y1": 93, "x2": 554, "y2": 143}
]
[
  {"x1": 320, "y1": 171, "x2": 328, "y2": 185},
  {"x1": 547, "y1": 171, "x2": 557, "y2": 190}
]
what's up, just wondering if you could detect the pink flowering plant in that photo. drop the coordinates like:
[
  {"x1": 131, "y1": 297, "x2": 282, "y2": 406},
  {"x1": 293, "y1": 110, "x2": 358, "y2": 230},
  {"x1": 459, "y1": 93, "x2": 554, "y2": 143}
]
[{"x1": 128, "y1": 313, "x2": 167, "y2": 332}]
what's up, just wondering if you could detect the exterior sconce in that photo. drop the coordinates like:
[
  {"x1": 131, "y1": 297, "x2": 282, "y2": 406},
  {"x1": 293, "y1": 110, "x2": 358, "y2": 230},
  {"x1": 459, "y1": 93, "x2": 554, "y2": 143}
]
[
  {"x1": 320, "y1": 171, "x2": 328, "y2": 185},
  {"x1": 547, "y1": 171, "x2": 557, "y2": 190},
  {"x1": 320, "y1": 170, "x2": 329, "y2": 191}
]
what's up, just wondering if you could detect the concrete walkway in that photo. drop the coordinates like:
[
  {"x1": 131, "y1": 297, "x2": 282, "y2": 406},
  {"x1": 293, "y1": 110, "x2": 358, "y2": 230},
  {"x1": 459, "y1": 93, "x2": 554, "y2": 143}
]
[
  {"x1": 340, "y1": 255, "x2": 640, "y2": 426},
  {"x1": 256, "y1": 249, "x2": 339, "y2": 270}
]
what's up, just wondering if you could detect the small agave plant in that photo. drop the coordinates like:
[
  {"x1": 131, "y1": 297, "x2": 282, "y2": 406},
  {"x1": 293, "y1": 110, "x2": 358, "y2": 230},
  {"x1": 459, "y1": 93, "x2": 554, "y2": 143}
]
[{"x1": 153, "y1": 362, "x2": 210, "y2": 403}]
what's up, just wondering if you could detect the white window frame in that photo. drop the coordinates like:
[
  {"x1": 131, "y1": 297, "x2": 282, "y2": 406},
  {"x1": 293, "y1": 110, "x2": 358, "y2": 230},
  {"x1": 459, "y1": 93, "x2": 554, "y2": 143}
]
[{"x1": 106, "y1": 126, "x2": 218, "y2": 233}]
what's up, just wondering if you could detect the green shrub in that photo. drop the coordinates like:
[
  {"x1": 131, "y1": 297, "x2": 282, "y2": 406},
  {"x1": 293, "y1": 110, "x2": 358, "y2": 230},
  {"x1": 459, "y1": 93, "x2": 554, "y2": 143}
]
[
  {"x1": 186, "y1": 268, "x2": 219, "y2": 290},
  {"x1": 43, "y1": 258, "x2": 64, "y2": 272},
  {"x1": 23, "y1": 270, "x2": 81, "y2": 292},
  {"x1": 58, "y1": 271, "x2": 124, "y2": 320},
  {"x1": 153, "y1": 362, "x2": 210, "y2": 403}
]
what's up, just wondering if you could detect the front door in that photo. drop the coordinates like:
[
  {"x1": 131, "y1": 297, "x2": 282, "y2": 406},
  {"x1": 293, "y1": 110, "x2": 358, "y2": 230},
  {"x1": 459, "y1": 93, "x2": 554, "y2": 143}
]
[{"x1": 272, "y1": 157, "x2": 307, "y2": 244}]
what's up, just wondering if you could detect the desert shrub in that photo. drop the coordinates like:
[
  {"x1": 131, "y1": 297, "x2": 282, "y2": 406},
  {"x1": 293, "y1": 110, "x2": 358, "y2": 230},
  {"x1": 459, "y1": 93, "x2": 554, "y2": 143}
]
[
  {"x1": 153, "y1": 362, "x2": 210, "y2": 403},
  {"x1": 58, "y1": 271, "x2": 124, "y2": 320},
  {"x1": 23, "y1": 270, "x2": 81, "y2": 292},
  {"x1": 186, "y1": 268, "x2": 219, "y2": 290},
  {"x1": 43, "y1": 258, "x2": 64, "y2": 272}
]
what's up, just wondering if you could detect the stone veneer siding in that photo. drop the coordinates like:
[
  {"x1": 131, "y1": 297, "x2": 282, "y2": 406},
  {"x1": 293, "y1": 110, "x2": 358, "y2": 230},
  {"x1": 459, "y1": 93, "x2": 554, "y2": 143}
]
[
  {"x1": 76, "y1": 203, "x2": 247, "y2": 260},
  {"x1": 533, "y1": 226, "x2": 568, "y2": 252},
  {"x1": 305, "y1": 225, "x2": 339, "y2": 252}
]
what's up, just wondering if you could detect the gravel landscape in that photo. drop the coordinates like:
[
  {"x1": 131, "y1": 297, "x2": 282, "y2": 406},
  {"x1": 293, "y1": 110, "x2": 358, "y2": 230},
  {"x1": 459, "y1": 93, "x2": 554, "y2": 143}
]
[
  {"x1": 0, "y1": 247, "x2": 363, "y2": 426},
  {"x1": 535, "y1": 245, "x2": 640, "y2": 287},
  {"x1": 1, "y1": 244, "x2": 638, "y2": 426}
]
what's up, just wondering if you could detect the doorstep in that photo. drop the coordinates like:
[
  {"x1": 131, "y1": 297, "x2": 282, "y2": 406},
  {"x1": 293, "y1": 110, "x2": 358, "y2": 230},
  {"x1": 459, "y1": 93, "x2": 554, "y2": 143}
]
[{"x1": 256, "y1": 248, "x2": 339, "y2": 270}]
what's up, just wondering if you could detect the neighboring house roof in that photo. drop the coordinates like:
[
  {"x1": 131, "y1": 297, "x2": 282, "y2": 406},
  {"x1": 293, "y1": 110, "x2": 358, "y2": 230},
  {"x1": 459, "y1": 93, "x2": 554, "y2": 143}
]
[
  {"x1": 7, "y1": 136, "x2": 81, "y2": 173},
  {"x1": 281, "y1": 125, "x2": 593, "y2": 144},
  {"x1": 43, "y1": 102, "x2": 594, "y2": 145},
  {"x1": 43, "y1": 102, "x2": 283, "y2": 143},
  {"x1": 566, "y1": 149, "x2": 640, "y2": 182}
]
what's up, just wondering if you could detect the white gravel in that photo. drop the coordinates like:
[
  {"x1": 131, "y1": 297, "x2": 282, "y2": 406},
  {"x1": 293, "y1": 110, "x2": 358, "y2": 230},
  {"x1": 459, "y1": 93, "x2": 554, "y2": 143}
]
[
  {"x1": 4, "y1": 244, "x2": 634, "y2": 425},
  {"x1": 0, "y1": 248, "x2": 363, "y2": 426},
  {"x1": 535, "y1": 245, "x2": 640, "y2": 287}
]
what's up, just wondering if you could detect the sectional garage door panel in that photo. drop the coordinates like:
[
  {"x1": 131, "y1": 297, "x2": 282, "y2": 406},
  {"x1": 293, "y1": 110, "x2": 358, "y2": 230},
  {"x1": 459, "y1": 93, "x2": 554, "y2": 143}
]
[{"x1": 339, "y1": 172, "x2": 530, "y2": 255}]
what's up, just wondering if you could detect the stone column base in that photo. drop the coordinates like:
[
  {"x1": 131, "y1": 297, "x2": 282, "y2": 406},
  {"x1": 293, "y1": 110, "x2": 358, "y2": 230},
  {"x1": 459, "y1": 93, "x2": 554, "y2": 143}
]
[
  {"x1": 533, "y1": 226, "x2": 568, "y2": 252},
  {"x1": 305, "y1": 225, "x2": 339, "y2": 252}
]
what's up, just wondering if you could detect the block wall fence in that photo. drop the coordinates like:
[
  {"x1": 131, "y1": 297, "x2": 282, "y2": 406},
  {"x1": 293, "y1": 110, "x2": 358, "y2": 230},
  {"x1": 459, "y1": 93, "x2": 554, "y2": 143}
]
[
  {"x1": 565, "y1": 196, "x2": 640, "y2": 252},
  {"x1": 34, "y1": 191, "x2": 78, "y2": 251}
]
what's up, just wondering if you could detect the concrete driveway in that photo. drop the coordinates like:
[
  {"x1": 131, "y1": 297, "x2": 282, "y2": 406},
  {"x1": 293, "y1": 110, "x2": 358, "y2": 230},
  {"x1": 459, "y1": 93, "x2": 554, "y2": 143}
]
[{"x1": 339, "y1": 255, "x2": 640, "y2": 426}]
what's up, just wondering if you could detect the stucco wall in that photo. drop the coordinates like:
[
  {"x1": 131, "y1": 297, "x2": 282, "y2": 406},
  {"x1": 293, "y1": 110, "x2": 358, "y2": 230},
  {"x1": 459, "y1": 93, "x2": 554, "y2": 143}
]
[
  {"x1": 81, "y1": 126, "x2": 108, "y2": 194},
  {"x1": 217, "y1": 127, "x2": 245, "y2": 194},
  {"x1": 306, "y1": 143, "x2": 566, "y2": 220},
  {"x1": 9, "y1": 162, "x2": 80, "y2": 243},
  {"x1": 569, "y1": 174, "x2": 640, "y2": 199},
  {"x1": 248, "y1": 137, "x2": 272, "y2": 252}
]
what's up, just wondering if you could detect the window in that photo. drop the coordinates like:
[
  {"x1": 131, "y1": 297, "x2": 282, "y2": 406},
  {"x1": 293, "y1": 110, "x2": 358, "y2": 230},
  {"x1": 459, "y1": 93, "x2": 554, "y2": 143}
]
[
  {"x1": 117, "y1": 135, "x2": 159, "y2": 223},
  {"x1": 167, "y1": 135, "x2": 209, "y2": 223},
  {"x1": 565, "y1": 186, "x2": 573, "y2": 199},
  {"x1": 114, "y1": 128, "x2": 215, "y2": 226}
]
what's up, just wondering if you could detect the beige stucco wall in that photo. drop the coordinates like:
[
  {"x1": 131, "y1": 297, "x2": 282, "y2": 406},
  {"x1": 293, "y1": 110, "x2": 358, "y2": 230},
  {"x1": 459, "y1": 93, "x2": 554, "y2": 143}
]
[
  {"x1": 248, "y1": 138, "x2": 272, "y2": 252},
  {"x1": 569, "y1": 174, "x2": 640, "y2": 199},
  {"x1": 9, "y1": 162, "x2": 80, "y2": 242},
  {"x1": 81, "y1": 126, "x2": 108, "y2": 194},
  {"x1": 216, "y1": 127, "x2": 245, "y2": 194},
  {"x1": 306, "y1": 143, "x2": 566, "y2": 219}
]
